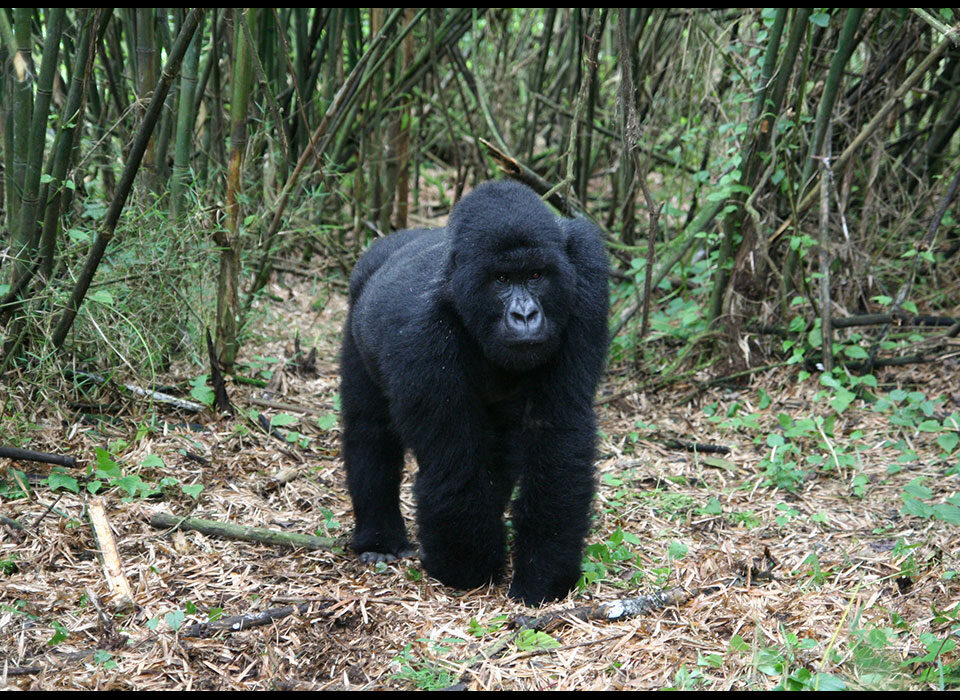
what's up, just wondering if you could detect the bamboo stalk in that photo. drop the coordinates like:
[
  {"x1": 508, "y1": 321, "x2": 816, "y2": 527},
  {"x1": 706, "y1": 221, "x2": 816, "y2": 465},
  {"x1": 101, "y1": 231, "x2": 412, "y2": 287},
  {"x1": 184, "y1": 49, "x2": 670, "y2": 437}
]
[
  {"x1": 150, "y1": 512, "x2": 337, "y2": 551},
  {"x1": 170, "y1": 11, "x2": 203, "y2": 220},
  {"x1": 88, "y1": 498, "x2": 136, "y2": 611}
]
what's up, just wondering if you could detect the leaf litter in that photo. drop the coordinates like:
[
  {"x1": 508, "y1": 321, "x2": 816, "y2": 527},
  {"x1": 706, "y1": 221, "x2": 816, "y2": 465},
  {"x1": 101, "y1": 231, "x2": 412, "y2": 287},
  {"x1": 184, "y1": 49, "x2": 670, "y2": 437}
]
[{"x1": 1, "y1": 270, "x2": 959, "y2": 690}]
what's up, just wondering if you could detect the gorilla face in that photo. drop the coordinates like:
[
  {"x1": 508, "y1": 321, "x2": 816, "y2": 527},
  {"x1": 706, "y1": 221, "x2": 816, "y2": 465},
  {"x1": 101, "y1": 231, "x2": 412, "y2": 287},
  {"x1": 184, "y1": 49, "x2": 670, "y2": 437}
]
[{"x1": 446, "y1": 185, "x2": 576, "y2": 371}]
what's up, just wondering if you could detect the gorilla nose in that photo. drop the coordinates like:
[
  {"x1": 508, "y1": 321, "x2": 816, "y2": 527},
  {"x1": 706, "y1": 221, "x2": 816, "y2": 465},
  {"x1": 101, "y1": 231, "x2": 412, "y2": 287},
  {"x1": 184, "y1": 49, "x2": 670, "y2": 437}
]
[{"x1": 508, "y1": 303, "x2": 543, "y2": 336}]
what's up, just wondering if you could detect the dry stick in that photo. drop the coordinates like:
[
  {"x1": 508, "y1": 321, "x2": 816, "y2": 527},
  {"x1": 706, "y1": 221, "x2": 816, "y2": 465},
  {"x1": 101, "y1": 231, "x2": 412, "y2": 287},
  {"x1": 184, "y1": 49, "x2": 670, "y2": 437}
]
[
  {"x1": 771, "y1": 32, "x2": 953, "y2": 244},
  {"x1": 617, "y1": 8, "x2": 659, "y2": 344},
  {"x1": 479, "y1": 138, "x2": 577, "y2": 217},
  {"x1": 87, "y1": 498, "x2": 136, "y2": 612},
  {"x1": 512, "y1": 587, "x2": 706, "y2": 632},
  {"x1": 818, "y1": 123, "x2": 833, "y2": 373},
  {"x1": 181, "y1": 600, "x2": 334, "y2": 637},
  {"x1": 1, "y1": 514, "x2": 27, "y2": 531},
  {"x1": 150, "y1": 512, "x2": 337, "y2": 551},
  {"x1": 69, "y1": 369, "x2": 205, "y2": 413}
]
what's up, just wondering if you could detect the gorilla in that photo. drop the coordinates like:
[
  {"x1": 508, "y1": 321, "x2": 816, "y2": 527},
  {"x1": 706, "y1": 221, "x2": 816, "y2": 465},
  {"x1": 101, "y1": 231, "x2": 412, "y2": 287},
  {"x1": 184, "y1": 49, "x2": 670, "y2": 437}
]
[{"x1": 340, "y1": 180, "x2": 608, "y2": 605}]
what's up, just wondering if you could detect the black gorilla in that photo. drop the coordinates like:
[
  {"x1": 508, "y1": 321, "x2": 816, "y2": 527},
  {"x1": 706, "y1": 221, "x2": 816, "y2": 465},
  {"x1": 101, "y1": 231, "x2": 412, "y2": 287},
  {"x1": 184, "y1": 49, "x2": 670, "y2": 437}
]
[{"x1": 340, "y1": 180, "x2": 608, "y2": 605}]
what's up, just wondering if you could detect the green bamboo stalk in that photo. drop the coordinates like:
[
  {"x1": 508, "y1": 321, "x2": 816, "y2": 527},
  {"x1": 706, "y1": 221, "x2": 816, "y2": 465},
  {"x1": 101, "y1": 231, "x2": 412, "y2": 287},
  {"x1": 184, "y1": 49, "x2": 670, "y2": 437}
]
[
  {"x1": 9, "y1": 7, "x2": 34, "y2": 274},
  {"x1": 51, "y1": 8, "x2": 205, "y2": 350},
  {"x1": 17, "y1": 8, "x2": 64, "y2": 255},
  {"x1": 243, "y1": 9, "x2": 408, "y2": 306},
  {"x1": 523, "y1": 9, "x2": 556, "y2": 161},
  {"x1": 215, "y1": 7, "x2": 257, "y2": 370},
  {"x1": 136, "y1": 8, "x2": 159, "y2": 190},
  {"x1": 38, "y1": 9, "x2": 96, "y2": 280},
  {"x1": 752, "y1": 8, "x2": 787, "y2": 121},
  {"x1": 767, "y1": 9, "x2": 811, "y2": 123},
  {"x1": 171, "y1": 10, "x2": 203, "y2": 220},
  {"x1": 800, "y1": 8, "x2": 865, "y2": 192}
]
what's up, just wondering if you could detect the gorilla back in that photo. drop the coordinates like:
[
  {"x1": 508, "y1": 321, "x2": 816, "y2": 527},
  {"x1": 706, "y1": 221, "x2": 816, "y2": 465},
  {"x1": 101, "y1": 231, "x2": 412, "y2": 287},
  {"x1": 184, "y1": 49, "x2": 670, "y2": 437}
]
[{"x1": 340, "y1": 180, "x2": 608, "y2": 605}]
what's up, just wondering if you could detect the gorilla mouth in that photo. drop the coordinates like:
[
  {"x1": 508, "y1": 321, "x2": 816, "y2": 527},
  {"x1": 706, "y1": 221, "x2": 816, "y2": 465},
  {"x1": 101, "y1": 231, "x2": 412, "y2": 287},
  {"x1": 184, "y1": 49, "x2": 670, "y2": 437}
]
[{"x1": 502, "y1": 336, "x2": 548, "y2": 349}]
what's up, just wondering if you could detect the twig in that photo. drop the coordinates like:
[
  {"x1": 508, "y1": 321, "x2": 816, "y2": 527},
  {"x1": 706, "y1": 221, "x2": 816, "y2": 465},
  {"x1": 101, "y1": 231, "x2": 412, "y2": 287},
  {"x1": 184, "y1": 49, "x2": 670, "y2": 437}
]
[
  {"x1": 444, "y1": 586, "x2": 708, "y2": 690},
  {"x1": 660, "y1": 439, "x2": 730, "y2": 455}
]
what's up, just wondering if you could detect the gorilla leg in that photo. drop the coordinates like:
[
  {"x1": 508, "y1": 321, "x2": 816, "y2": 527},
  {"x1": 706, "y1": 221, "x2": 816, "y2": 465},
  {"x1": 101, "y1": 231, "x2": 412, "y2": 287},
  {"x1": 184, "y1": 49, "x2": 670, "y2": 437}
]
[{"x1": 341, "y1": 333, "x2": 412, "y2": 561}]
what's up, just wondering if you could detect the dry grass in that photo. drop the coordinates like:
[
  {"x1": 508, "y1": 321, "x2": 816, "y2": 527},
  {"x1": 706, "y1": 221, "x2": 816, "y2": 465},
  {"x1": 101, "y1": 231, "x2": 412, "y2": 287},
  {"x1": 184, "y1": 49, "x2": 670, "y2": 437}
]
[{"x1": 2, "y1": 269, "x2": 959, "y2": 691}]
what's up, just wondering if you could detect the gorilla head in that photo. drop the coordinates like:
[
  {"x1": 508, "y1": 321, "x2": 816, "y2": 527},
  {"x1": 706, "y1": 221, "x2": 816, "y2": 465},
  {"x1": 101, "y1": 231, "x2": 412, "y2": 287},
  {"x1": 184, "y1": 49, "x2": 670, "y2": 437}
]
[{"x1": 445, "y1": 181, "x2": 576, "y2": 371}]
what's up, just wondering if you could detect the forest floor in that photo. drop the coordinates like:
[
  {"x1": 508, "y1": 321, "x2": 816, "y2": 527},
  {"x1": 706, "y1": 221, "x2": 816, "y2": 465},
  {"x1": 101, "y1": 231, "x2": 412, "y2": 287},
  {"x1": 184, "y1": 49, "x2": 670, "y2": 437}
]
[{"x1": 2, "y1": 262, "x2": 959, "y2": 691}]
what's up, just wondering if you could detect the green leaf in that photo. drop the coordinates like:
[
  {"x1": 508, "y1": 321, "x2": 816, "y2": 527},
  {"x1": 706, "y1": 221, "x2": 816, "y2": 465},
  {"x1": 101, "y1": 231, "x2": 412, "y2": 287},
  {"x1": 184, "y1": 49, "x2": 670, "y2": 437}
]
[
  {"x1": 89, "y1": 290, "x2": 113, "y2": 306},
  {"x1": 903, "y1": 479, "x2": 933, "y2": 499},
  {"x1": 189, "y1": 375, "x2": 215, "y2": 407},
  {"x1": 932, "y1": 504, "x2": 960, "y2": 525},
  {"x1": 95, "y1": 448, "x2": 122, "y2": 478},
  {"x1": 843, "y1": 344, "x2": 868, "y2": 359},
  {"x1": 164, "y1": 609, "x2": 185, "y2": 631},
  {"x1": 317, "y1": 414, "x2": 337, "y2": 430},
  {"x1": 270, "y1": 413, "x2": 297, "y2": 428},
  {"x1": 48, "y1": 621, "x2": 68, "y2": 645},
  {"x1": 813, "y1": 673, "x2": 846, "y2": 691},
  {"x1": 181, "y1": 483, "x2": 204, "y2": 500},
  {"x1": 114, "y1": 474, "x2": 147, "y2": 497},
  {"x1": 47, "y1": 469, "x2": 79, "y2": 494},
  {"x1": 810, "y1": 12, "x2": 830, "y2": 27},
  {"x1": 936, "y1": 433, "x2": 958, "y2": 453},
  {"x1": 515, "y1": 629, "x2": 561, "y2": 651},
  {"x1": 901, "y1": 496, "x2": 934, "y2": 519},
  {"x1": 141, "y1": 454, "x2": 165, "y2": 468}
]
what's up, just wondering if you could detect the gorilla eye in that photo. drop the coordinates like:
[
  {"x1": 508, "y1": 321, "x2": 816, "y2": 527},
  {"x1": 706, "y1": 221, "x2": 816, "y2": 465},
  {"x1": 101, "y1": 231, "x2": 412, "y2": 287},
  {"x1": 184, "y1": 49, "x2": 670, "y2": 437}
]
[
  {"x1": 529, "y1": 270, "x2": 543, "y2": 281},
  {"x1": 496, "y1": 273, "x2": 509, "y2": 284}
]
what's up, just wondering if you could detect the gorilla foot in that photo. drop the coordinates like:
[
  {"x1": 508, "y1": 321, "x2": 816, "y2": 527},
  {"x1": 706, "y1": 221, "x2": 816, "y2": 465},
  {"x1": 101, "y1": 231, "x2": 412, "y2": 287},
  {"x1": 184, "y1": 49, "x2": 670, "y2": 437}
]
[{"x1": 358, "y1": 545, "x2": 418, "y2": 564}]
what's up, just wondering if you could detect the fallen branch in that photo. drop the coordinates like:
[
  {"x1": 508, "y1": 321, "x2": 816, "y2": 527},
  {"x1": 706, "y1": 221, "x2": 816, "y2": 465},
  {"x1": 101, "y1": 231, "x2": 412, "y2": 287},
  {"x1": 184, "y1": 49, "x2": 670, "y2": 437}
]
[
  {"x1": 660, "y1": 439, "x2": 730, "y2": 455},
  {"x1": 150, "y1": 512, "x2": 337, "y2": 551},
  {"x1": 0, "y1": 514, "x2": 26, "y2": 531},
  {"x1": 69, "y1": 369, "x2": 206, "y2": 413},
  {"x1": 830, "y1": 312, "x2": 957, "y2": 329},
  {"x1": 511, "y1": 587, "x2": 708, "y2": 633},
  {"x1": 478, "y1": 137, "x2": 577, "y2": 217},
  {"x1": 181, "y1": 600, "x2": 335, "y2": 637},
  {"x1": 0, "y1": 445, "x2": 77, "y2": 468},
  {"x1": 87, "y1": 497, "x2": 136, "y2": 611}
]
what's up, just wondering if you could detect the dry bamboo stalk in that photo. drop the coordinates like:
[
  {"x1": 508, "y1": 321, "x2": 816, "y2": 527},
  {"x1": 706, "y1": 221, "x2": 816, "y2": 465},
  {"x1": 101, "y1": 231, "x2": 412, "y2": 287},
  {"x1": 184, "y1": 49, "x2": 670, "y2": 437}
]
[{"x1": 87, "y1": 497, "x2": 136, "y2": 611}]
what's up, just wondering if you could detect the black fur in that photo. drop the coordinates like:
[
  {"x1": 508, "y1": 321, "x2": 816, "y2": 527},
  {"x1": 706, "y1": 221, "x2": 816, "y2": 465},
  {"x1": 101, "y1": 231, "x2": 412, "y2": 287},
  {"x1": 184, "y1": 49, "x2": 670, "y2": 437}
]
[{"x1": 340, "y1": 180, "x2": 608, "y2": 605}]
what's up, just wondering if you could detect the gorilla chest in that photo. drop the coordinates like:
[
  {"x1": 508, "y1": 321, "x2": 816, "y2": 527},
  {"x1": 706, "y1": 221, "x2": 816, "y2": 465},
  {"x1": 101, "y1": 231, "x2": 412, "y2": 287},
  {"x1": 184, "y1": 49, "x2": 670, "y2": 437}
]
[{"x1": 477, "y1": 376, "x2": 541, "y2": 433}]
